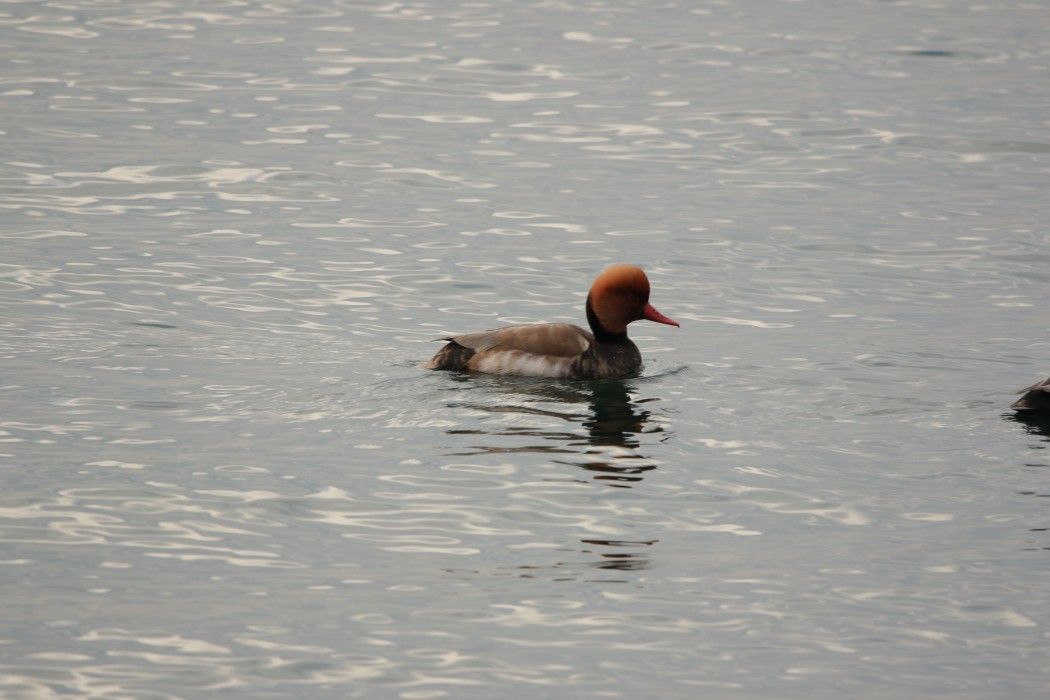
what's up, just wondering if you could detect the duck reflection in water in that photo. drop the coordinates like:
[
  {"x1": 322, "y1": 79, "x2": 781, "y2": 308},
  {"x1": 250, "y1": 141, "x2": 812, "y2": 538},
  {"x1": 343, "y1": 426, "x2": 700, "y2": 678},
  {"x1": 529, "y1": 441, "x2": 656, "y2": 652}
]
[
  {"x1": 443, "y1": 376, "x2": 670, "y2": 575},
  {"x1": 445, "y1": 376, "x2": 669, "y2": 486}
]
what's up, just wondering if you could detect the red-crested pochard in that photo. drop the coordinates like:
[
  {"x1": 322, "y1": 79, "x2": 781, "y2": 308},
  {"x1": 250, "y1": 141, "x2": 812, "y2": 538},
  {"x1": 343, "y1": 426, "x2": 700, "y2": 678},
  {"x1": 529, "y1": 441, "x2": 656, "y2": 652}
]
[
  {"x1": 1011, "y1": 377, "x2": 1050, "y2": 414},
  {"x1": 423, "y1": 264, "x2": 679, "y2": 379}
]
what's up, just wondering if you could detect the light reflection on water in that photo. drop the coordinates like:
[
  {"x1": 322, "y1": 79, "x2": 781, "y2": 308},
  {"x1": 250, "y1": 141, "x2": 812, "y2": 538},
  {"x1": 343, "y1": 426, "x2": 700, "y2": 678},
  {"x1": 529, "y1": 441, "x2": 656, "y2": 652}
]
[{"x1": 2, "y1": 0, "x2": 1050, "y2": 697}]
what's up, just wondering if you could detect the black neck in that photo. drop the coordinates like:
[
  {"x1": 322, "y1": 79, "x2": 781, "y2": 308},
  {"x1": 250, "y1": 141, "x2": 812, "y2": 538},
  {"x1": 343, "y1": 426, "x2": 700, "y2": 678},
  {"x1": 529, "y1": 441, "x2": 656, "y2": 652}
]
[{"x1": 586, "y1": 298, "x2": 629, "y2": 344}]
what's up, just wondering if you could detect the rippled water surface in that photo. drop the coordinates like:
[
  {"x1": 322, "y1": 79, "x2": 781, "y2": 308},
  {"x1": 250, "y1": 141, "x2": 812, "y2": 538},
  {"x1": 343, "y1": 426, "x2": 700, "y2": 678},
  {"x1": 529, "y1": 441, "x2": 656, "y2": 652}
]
[{"x1": 3, "y1": 0, "x2": 1049, "y2": 698}]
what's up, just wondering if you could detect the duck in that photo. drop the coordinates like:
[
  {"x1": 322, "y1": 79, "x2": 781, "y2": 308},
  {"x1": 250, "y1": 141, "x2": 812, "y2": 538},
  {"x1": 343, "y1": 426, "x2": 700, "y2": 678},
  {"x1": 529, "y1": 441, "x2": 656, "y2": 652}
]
[
  {"x1": 1011, "y1": 376, "x2": 1050, "y2": 414},
  {"x1": 423, "y1": 264, "x2": 679, "y2": 379}
]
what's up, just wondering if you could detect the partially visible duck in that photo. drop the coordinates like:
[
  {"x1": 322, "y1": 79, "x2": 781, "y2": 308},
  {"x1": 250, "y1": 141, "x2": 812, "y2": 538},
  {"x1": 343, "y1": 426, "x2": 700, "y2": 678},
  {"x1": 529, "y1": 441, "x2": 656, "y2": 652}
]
[
  {"x1": 1011, "y1": 377, "x2": 1050, "y2": 414},
  {"x1": 424, "y1": 264, "x2": 679, "y2": 379}
]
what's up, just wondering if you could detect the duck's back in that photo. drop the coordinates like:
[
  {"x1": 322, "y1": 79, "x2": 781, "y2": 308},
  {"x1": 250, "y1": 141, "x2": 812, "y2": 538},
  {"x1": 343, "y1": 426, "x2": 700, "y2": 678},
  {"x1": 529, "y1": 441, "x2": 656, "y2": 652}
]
[
  {"x1": 424, "y1": 323, "x2": 594, "y2": 377},
  {"x1": 1012, "y1": 377, "x2": 1050, "y2": 414}
]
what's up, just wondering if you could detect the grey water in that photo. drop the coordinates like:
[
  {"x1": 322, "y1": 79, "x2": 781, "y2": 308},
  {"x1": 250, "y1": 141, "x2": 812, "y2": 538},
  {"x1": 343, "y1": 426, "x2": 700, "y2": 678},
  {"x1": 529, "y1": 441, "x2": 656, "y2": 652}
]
[{"x1": 2, "y1": 0, "x2": 1049, "y2": 698}]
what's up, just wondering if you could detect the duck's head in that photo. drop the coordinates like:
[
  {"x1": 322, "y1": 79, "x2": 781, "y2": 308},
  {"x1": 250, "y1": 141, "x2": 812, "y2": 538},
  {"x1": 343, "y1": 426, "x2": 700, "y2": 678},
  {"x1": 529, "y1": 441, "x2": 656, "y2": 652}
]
[{"x1": 586, "y1": 264, "x2": 679, "y2": 336}]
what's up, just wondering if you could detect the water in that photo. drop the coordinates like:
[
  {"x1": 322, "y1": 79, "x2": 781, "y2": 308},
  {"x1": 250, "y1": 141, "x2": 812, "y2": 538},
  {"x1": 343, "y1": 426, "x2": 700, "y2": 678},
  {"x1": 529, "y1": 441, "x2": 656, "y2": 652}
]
[{"x1": 2, "y1": 0, "x2": 1049, "y2": 698}]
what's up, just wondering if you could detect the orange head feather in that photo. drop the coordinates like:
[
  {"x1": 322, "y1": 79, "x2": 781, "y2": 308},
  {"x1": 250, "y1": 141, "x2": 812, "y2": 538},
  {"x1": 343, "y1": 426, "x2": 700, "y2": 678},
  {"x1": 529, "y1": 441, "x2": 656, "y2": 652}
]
[{"x1": 587, "y1": 265, "x2": 678, "y2": 335}]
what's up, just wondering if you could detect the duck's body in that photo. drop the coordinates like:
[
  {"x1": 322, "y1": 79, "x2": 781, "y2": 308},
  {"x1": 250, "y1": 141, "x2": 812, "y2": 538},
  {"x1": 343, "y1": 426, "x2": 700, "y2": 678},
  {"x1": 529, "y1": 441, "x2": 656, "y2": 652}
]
[
  {"x1": 1011, "y1": 377, "x2": 1050, "y2": 414},
  {"x1": 425, "y1": 322, "x2": 643, "y2": 379},
  {"x1": 423, "y1": 265, "x2": 678, "y2": 379}
]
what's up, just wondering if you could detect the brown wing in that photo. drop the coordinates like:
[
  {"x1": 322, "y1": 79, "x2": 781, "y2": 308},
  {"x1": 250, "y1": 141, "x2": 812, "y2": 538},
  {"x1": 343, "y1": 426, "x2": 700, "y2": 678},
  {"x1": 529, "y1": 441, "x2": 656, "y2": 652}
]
[
  {"x1": 422, "y1": 323, "x2": 593, "y2": 372},
  {"x1": 457, "y1": 323, "x2": 593, "y2": 358}
]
